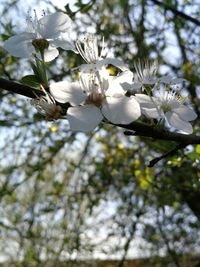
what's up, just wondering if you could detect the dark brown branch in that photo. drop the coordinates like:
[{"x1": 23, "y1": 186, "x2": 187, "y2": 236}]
[
  {"x1": 150, "y1": 0, "x2": 200, "y2": 26},
  {"x1": 0, "y1": 77, "x2": 45, "y2": 99},
  {"x1": 122, "y1": 123, "x2": 200, "y2": 145},
  {"x1": 148, "y1": 143, "x2": 187, "y2": 167},
  {"x1": 0, "y1": 77, "x2": 200, "y2": 145}
]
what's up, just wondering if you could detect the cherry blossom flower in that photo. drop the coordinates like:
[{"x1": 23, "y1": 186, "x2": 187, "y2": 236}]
[
  {"x1": 31, "y1": 86, "x2": 62, "y2": 120},
  {"x1": 50, "y1": 68, "x2": 141, "y2": 132},
  {"x1": 131, "y1": 60, "x2": 158, "y2": 90},
  {"x1": 159, "y1": 75, "x2": 186, "y2": 85},
  {"x1": 76, "y1": 34, "x2": 129, "y2": 72},
  {"x1": 4, "y1": 11, "x2": 75, "y2": 62},
  {"x1": 135, "y1": 90, "x2": 197, "y2": 134}
]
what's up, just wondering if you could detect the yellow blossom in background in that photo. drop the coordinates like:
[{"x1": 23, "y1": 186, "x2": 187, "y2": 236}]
[{"x1": 49, "y1": 125, "x2": 58, "y2": 132}]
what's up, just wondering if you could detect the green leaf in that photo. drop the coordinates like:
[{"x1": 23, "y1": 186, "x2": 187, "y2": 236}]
[
  {"x1": 187, "y1": 152, "x2": 199, "y2": 160},
  {"x1": 21, "y1": 75, "x2": 40, "y2": 88},
  {"x1": 30, "y1": 58, "x2": 48, "y2": 88}
]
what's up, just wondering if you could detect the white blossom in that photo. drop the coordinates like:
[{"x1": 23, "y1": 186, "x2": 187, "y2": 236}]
[
  {"x1": 31, "y1": 86, "x2": 62, "y2": 120},
  {"x1": 4, "y1": 11, "x2": 75, "y2": 62},
  {"x1": 135, "y1": 89, "x2": 197, "y2": 134},
  {"x1": 131, "y1": 60, "x2": 158, "y2": 90},
  {"x1": 50, "y1": 68, "x2": 141, "y2": 132},
  {"x1": 159, "y1": 75, "x2": 186, "y2": 85},
  {"x1": 76, "y1": 34, "x2": 129, "y2": 72}
]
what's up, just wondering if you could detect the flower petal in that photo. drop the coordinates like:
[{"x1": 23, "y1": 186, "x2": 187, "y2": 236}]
[
  {"x1": 135, "y1": 94, "x2": 158, "y2": 108},
  {"x1": 131, "y1": 82, "x2": 142, "y2": 90},
  {"x1": 44, "y1": 47, "x2": 59, "y2": 62},
  {"x1": 50, "y1": 81, "x2": 86, "y2": 105},
  {"x1": 4, "y1": 33, "x2": 34, "y2": 58},
  {"x1": 106, "y1": 74, "x2": 126, "y2": 97},
  {"x1": 165, "y1": 112, "x2": 193, "y2": 134},
  {"x1": 170, "y1": 78, "x2": 187, "y2": 84},
  {"x1": 38, "y1": 12, "x2": 72, "y2": 39},
  {"x1": 102, "y1": 96, "x2": 141, "y2": 124},
  {"x1": 159, "y1": 75, "x2": 172, "y2": 84},
  {"x1": 79, "y1": 63, "x2": 96, "y2": 72},
  {"x1": 67, "y1": 105, "x2": 103, "y2": 132},
  {"x1": 173, "y1": 105, "x2": 197, "y2": 121},
  {"x1": 143, "y1": 77, "x2": 158, "y2": 85},
  {"x1": 98, "y1": 58, "x2": 129, "y2": 71},
  {"x1": 114, "y1": 70, "x2": 133, "y2": 91},
  {"x1": 141, "y1": 107, "x2": 161, "y2": 119},
  {"x1": 52, "y1": 39, "x2": 76, "y2": 52}
]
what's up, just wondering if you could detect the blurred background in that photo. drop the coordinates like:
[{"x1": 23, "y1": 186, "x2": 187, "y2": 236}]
[{"x1": 0, "y1": 0, "x2": 200, "y2": 266}]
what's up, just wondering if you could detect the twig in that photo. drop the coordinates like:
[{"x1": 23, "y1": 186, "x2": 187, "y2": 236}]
[
  {"x1": 0, "y1": 77, "x2": 45, "y2": 98},
  {"x1": 0, "y1": 77, "x2": 70, "y2": 109},
  {"x1": 148, "y1": 143, "x2": 187, "y2": 167},
  {"x1": 122, "y1": 123, "x2": 200, "y2": 144},
  {"x1": 150, "y1": 0, "x2": 200, "y2": 26}
]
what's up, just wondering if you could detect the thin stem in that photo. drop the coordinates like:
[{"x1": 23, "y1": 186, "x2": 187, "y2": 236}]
[
  {"x1": 150, "y1": 0, "x2": 200, "y2": 26},
  {"x1": 148, "y1": 143, "x2": 187, "y2": 167}
]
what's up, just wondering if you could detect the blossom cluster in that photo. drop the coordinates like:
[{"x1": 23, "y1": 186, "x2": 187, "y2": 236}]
[{"x1": 3, "y1": 11, "x2": 197, "y2": 134}]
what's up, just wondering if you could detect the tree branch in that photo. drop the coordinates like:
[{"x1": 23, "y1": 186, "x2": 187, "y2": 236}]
[
  {"x1": 150, "y1": 0, "x2": 200, "y2": 26},
  {"x1": 0, "y1": 77, "x2": 45, "y2": 98},
  {"x1": 0, "y1": 77, "x2": 200, "y2": 145},
  {"x1": 122, "y1": 123, "x2": 200, "y2": 144},
  {"x1": 147, "y1": 143, "x2": 187, "y2": 167}
]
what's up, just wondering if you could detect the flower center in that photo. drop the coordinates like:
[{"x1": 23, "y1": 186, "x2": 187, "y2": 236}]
[
  {"x1": 86, "y1": 92, "x2": 105, "y2": 107},
  {"x1": 32, "y1": 38, "x2": 49, "y2": 51},
  {"x1": 160, "y1": 103, "x2": 171, "y2": 113},
  {"x1": 31, "y1": 98, "x2": 62, "y2": 120}
]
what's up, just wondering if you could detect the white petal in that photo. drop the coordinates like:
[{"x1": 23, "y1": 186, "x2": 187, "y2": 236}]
[
  {"x1": 67, "y1": 105, "x2": 103, "y2": 132},
  {"x1": 173, "y1": 105, "x2": 197, "y2": 121},
  {"x1": 170, "y1": 78, "x2": 187, "y2": 84},
  {"x1": 143, "y1": 77, "x2": 158, "y2": 84},
  {"x1": 114, "y1": 70, "x2": 133, "y2": 91},
  {"x1": 79, "y1": 71, "x2": 94, "y2": 93},
  {"x1": 52, "y1": 39, "x2": 76, "y2": 52},
  {"x1": 121, "y1": 82, "x2": 133, "y2": 91},
  {"x1": 44, "y1": 47, "x2": 59, "y2": 62},
  {"x1": 79, "y1": 63, "x2": 96, "y2": 72},
  {"x1": 106, "y1": 78, "x2": 125, "y2": 97},
  {"x1": 135, "y1": 94, "x2": 157, "y2": 108},
  {"x1": 169, "y1": 100, "x2": 182, "y2": 109},
  {"x1": 165, "y1": 112, "x2": 193, "y2": 134},
  {"x1": 102, "y1": 96, "x2": 141, "y2": 124},
  {"x1": 4, "y1": 32, "x2": 33, "y2": 45},
  {"x1": 91, "y1": 69, "x2": 126, "y2": 97},
  {"x1": 98, "y1": 66, "x2": 110, "y2": 80},
  {"x1": 4, "y1": 33, "x2": 34, "y2": 58},
  {"x1": 131, "y1": 82, "x2": 142, "y2": 90},
  {"x1": 142, "y1": 107, "x2": 161, "y2": 119},
  {"x1": 159, "y1": 75, "x2": 172, "y2": 84},
  {"x1": 38, "y1": 12, "x2": 72, "y2": 39},
  {"x1": 99, "y1": 58, "x2": 129, "y2": 71},
  {"x1": 50, "y1": 81, "x2": 86, "y2": 105}
]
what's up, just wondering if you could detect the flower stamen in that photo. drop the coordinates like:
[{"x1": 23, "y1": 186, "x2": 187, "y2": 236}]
[{"x1": 76, "y1": 34, "x2": 106, "y2": 64}]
